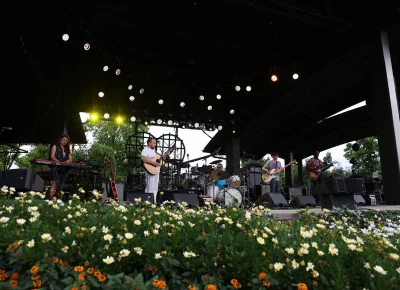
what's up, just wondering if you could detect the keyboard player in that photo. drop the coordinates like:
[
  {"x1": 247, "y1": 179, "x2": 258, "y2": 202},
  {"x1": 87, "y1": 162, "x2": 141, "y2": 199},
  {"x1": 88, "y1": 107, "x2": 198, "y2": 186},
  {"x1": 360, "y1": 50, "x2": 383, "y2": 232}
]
[{"x1": 49, "y1": 134, "x2": 72, "y2": 199}]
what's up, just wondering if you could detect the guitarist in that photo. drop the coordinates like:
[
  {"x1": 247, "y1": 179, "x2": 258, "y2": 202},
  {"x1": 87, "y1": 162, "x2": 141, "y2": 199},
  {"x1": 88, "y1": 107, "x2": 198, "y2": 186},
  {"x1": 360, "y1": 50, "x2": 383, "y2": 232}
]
[
  {"x1": 306, "y1": 151, "x2": 325, "y2": 185},
  {"x1": 141, "y1": 137, "x2": 167, "y2": 203},
  {"x1": 262, "y1": 152, "x2": 284, "y2": 193}
]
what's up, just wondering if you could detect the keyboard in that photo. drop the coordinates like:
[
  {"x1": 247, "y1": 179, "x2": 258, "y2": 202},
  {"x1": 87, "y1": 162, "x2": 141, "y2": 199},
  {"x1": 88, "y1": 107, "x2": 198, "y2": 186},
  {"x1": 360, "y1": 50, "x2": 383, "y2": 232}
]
[{"x1": 31, "y1": 159, "x2": 87, "y2": 168}]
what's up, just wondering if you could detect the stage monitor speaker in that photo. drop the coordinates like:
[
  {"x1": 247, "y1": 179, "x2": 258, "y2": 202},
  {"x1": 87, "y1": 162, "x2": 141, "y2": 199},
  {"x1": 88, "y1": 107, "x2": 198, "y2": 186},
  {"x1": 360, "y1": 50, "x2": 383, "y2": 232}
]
[
  {"x1": 354, "y1": 194, "x2": 366, "y2": 205},
  {"x1": 320, "y1": 194, "x2": 356, "y2": 210},
  {"x1": 160, "y1": 192, "x2": 200, "y2": 206},
  {"x1": 345, "y1": 179, "x2": 365, "y2": 193},
  {"x1": 325, "y1": 178, "x2": 346, "y2": 193},
  {"x1": 124, "y1": 191, "x2": 154, "y2": 203},
  {"x1": 290, "y1": 195, "x2": 316, "y2": 208},
  {"x1": 0, "y1": 169, "x2": 44, "y2": 192},
  {"x1": 246, "y1": 172, "x2": 262, "y2": 189},
  {"x1": 255, "y1": 192, "x2": 288, "y2": 208}
]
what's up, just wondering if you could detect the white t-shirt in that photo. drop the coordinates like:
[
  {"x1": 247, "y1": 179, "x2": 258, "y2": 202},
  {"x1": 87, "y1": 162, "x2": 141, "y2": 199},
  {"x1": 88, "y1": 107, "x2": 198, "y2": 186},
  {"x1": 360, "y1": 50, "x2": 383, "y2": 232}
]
[{"x1": 141, "y1": 146, "x2": 156, "y2": 160}]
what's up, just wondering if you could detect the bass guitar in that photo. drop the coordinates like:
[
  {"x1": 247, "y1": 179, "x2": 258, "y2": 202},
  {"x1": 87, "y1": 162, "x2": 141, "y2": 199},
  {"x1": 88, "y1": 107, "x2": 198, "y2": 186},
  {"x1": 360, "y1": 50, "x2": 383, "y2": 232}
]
[
  {"x1": 105, "y1": 156, "x2": 118, "y2": 200},
  {"x1": 308, "y1": 161, "x2": 337, "y2": 180},
  {"x1": 143, "y1": 144, "x2": 176, "y2": 175},
  {"x1": 262, "y1": 160, "x2": 296, "y2": 183}
]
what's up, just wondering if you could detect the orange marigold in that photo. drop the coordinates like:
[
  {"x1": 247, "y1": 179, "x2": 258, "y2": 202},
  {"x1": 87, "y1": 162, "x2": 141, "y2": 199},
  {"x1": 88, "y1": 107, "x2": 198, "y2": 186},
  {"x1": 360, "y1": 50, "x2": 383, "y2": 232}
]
[
  {"x1": 94, "y1": 270, "x2": 101, "y2": 277},
  {"x1": 206, "y1": 285, "x2": 217, "y2": 290},
  {"x1": 33, "y1": 280, "x2": 42, "y2": 287},
  {"x1": 30, "y1": 266, "x2": 39, "y2": 274},
  {"x1": 74, "y1": 266, "x2": 84, "y2": 272},
  {"x1": 10, "y1": 273, "x2": 19, "y2": 280},
  {"x1": 82, "y1": 283, "x2": 87, "y2": 290},
  {"x1": 78, "y1": 273, "x2": 86, "y2": 281},
  {"x1": 71, "y1": 287, "x2": 79, "y2": 290},
  {"x1": 87, "y1": 268, "x2": 94, "y2": 275},
  {"x1": 298, "y1": 283, "x2": 308, "y2": 290},
  {"x1": 152, "y1": 279, "x2": 167, "y2": 289},
  {"x1": 52, "y1": 257, "x2": 59, "y2": 263},
  {"x1": 0, "y1": 273, "x2": 8, "y2": 281},
  {"x1": 262, "y1": 280, "x2": 271, "y2": 287},
  {"x1": 0, "y1": 269, "x2": 5, "y2": 274},
  {"x1": 188, "y1": 285, "x2": 197, "y2": 290},
  {"x1": 10, "y1": 279, "x2": 18, "y2": 286},
  {"x1": 312, "y1": 281, "x2": 318, "y2": 287},
  {"x1": 31, "y1": 275, "x2": 40, "y2": 281},
  {"x1": 148, "y1": 265, "x2": 153, "y2": 271},
  {"x1": 258, "y1": 272, "x2": 267, "y2": 280},
  {"x1": 98, "y1": 274, "x2": 106, "y2": 282},
  {"x1": 231, "y1": 279, "x2": 242, "y2": 289}
]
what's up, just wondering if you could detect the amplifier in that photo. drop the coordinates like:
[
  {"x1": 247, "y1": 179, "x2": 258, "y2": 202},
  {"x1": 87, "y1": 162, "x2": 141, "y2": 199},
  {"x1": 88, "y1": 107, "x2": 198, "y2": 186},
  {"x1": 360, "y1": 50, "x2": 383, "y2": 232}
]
[
  {"x1": 0, "y1": 169, "x2": 44, "y2": 192},
  {"x1": 247, "y1": 163, "x2": 262, "y2": 172}
]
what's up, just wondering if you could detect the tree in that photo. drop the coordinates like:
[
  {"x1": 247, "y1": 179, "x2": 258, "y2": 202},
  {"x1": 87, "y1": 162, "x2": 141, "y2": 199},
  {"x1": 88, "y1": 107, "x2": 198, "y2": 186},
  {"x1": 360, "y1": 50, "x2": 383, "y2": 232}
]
[
  {"x1": 85, "y1": 121, "x2": 148, "y2": 182},
  {"x1": 343, "y1": 137, "x2": 380, "y2": 178},
  {"x1": 323, "y1": 151, "x2": 333, "y2": 163},
  {"x1": 14, "y1": 145, "x2": 49, "y2": 168}
]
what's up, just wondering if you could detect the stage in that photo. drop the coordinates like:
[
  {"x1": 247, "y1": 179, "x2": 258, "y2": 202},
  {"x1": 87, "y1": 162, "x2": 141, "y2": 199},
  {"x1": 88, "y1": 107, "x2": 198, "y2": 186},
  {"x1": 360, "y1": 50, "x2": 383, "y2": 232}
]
[{"x1": 269, "y1": 205, "x2": 400, "y2": 220}]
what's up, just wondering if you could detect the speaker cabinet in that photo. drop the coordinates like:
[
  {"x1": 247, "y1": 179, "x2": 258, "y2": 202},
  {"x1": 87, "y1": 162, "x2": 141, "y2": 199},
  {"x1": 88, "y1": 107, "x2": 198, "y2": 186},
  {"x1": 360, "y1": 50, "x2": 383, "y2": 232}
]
[
  {"x1": 320, "y1": 194, "x2": 356, "y2": 210},
  {"x1": 0, "y1": 169, "x2": 44, "y2": 192},
  {"x1": 124, "y1": 191, "x2": 154, "y2": 203},
  {"x1": 288, "y1": 187, "x2": 303, "y2": 197},
  {"x1": 345, "y1": 179, "x2": 365, "y2": 193},
  {"x1": 246, "y1": 172, "x2": 262, "y2": 189},
  {"x1": 255, "y1": 192, "x2": 288, "y2": 208},
  {"x1": 325, "y1": 178, "x2": 346, "y2": 193},
  {"x1": 290, "y1": 195, "x2": 316, "y2": 208}
]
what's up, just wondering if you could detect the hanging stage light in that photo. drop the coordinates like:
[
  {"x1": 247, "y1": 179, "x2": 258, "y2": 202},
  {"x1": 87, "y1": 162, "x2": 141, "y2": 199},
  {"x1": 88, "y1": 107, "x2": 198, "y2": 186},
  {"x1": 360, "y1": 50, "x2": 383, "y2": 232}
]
[
  {"x1": 235, "y1": 86, "x2": 241, "y2": 92},
  {"x1": 271, "y1": 74, "x2": 278, "y2": 82},
  {"x1": 194, "y1": 123, "x2": 200, "y2": 128},
  {"x1": 199, "y1": 95, "x2": 204, "y2": 101},
  {"x1": 98, "y1": 92, "x2": 104, "y2": 98},
  {"x1": 168, "y1": 120, "x2": 173, "y2": 125},
  {"x1": 103, "y1": 66, "x2": 109, "y2": 72},
  {"x1": 217, "y1": 125, "x2": 223, "y2": 130},
  {"x1": 180, "y1": 102, "x2": 185, "y2": 107},
  {"x1": 62, "y1": 34, "x2": 69, "y2": 41},
  {"x1": 128, "y1": 85, "x2": 133, "y2": 90},
  {"x1": 104, "y1": 113, "x2": 110, "y2": 119},
  {"x1": 230, "y1": 109, "x2": 235, "y2": 114},
  {"x1": 116, "y1": 69, "x2": 121, "y2": 75},
  {"x1": 84, "y1": 43, "x2": 90, "y2": 50},
  {"x1": 158, "y1": 99, "x2": 164, "y2": 105},
  {"x1": 115, "y1": 116, "x2": 123, "y2": 124},
  {"x1": 208, "y1": 106, "x2": 212, "y2": 111},
  {"x1": 216, "y1": 94, "x2": 222, "y2": 99},
  {"x1": 157, "y1": 119, "x2": 162, "y2": 124},
  {"x1": 246, "y1": 86, "x2": 251, "y2": 91},
  {"x1": 129, "y1": 96, "x2": 135, "y2": 101},
  {"x1": 90, "y1": 113, "x2": 98, "y2": 122},
  {"x1": 293, "y1": 73, "x2": 299, "y2": 79},
  {"x1": 130, "y1": 116, "x2": 136, "y2": 122},
  {"x1": 140, "y1": 88, "x2": 144, "y2": 94}
]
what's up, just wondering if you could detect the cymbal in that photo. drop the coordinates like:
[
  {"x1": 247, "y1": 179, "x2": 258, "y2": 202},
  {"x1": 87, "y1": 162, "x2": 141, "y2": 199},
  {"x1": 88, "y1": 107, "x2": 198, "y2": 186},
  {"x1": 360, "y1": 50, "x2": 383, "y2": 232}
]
[
  {"x1": 210, "y1": 160, "x2": 222, "y2": 165},
  {"x1": 209, "y1": 171, "x2": 230, "y2": 180}
]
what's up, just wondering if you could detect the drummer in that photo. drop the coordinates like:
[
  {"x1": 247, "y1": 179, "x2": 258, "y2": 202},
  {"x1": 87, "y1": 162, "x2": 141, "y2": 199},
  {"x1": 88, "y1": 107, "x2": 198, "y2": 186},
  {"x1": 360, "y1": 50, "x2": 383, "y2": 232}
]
[{"x1": 209, "y1": 163, "x2": 227, "y2": 187}]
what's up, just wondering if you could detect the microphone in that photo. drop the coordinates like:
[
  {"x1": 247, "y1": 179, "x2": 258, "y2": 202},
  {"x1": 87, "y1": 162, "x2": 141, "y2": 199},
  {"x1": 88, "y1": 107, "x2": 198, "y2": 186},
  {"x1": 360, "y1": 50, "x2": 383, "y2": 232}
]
[{"x1": 1, "y1": 127, "x2": 12, "y2": 130}]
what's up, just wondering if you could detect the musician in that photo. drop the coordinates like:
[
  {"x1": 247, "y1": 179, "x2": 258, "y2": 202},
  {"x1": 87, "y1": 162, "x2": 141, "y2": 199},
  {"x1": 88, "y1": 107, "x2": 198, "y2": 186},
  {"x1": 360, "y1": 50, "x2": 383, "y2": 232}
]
[
  {"x1": 210, "y1": 163, "x2": 227, "y2": 187},
  {"x1": 262, "y1": 152, "x2": 284, "y2": 193},
  {"x1": 49, "y1": 134, "x2": 72, "y2": 199},
  {"x1": 141, "y1": 138, "x2": 166, "y2": 203},
  {"x1": 306, "y1": 151, "x2": 324, "y2": 185}
]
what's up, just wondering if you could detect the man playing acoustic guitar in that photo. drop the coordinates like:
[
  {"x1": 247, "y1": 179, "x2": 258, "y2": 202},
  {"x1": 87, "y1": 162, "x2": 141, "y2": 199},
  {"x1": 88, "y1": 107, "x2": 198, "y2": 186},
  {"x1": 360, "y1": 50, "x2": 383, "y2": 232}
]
[{"x1": 262, "y1": 152, "x2": 285, "y2": 193}]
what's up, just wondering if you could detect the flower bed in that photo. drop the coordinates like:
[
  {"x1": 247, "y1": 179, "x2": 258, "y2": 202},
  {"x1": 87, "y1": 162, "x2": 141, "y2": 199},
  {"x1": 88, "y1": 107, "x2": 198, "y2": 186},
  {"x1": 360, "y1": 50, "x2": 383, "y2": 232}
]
[{"x1": 0, "y1": 186, "x2": 400, "y2": 289}]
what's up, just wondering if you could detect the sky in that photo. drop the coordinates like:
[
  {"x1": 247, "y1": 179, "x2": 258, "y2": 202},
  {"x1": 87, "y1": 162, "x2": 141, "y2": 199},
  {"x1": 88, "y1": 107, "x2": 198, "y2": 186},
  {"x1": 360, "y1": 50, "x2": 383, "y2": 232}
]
[{"x1": 12, "y1": 101, "x2": 366, "y2": 172}]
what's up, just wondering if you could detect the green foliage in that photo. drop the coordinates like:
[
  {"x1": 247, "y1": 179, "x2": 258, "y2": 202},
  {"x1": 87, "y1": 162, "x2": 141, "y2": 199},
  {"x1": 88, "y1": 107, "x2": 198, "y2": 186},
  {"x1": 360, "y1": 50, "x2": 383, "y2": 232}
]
[
  {"x1": 0, "y1": 144, "x2": 23, "y2": 170},
  {"x1": 85, "y1": 121, "x2": 147, "y2": 181},
  {"x1": 13, "y1": 145, "x2": 50, "y2": 169},
  {"x1": 344, "y1": 137, "x2": 381, "y2": 178},
  {"x1": 1, "y1": 191, "x2": 400, "y2": 289}
]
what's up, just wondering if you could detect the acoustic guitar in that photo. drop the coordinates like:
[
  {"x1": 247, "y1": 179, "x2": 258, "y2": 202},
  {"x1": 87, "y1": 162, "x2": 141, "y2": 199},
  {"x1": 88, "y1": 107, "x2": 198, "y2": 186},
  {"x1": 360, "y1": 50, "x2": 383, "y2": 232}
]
[
  {"x1": 143, "y1": 144, "x2": 176, "y2": 175},
  {"x1": 105, "y1": 155, "x2": 118, "y2": 200},
  {"x1": 262, "y1": 160, "x2": 297, "y2": 183},
  {"x1": 308, "y1": 161, "x2": 337, "y2": 180}
]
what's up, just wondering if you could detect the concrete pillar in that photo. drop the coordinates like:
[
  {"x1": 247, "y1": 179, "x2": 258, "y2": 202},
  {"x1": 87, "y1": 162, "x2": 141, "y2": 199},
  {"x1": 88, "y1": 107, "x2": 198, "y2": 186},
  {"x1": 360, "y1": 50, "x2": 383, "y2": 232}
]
[{"x1": 367, "y1": 30, "x2": 400, "y2": 204}]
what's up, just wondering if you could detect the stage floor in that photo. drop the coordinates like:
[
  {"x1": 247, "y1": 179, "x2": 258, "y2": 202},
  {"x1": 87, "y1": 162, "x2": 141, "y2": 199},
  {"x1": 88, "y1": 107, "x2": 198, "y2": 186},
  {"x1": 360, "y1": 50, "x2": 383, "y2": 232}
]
[{"x1": 270, "y1": 205, "x2": 400, "y2": 220}]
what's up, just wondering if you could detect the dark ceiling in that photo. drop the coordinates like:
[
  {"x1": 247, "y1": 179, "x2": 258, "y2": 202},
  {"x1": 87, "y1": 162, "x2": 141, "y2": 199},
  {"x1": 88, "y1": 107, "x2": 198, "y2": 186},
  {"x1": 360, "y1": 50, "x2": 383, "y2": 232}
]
[{"x1": 2, "y1": 1, "x2": 399, "y2": 149}]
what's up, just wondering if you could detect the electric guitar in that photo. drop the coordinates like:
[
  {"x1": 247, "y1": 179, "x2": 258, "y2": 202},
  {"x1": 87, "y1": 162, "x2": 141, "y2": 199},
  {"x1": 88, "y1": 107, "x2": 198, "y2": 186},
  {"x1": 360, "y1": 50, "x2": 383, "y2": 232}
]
[
  {"x1": 308, "y1": 161, "x2": 337, "y2": 180},
  {"x1": 262, "y1": 160, "x2": 297, "y2": 183},
  {"x1": 105, "y1": 156, "x2": 118, "y2": 200},
  {"x1": 143, "y1": 144, "x2": 176, "y2": 175}
]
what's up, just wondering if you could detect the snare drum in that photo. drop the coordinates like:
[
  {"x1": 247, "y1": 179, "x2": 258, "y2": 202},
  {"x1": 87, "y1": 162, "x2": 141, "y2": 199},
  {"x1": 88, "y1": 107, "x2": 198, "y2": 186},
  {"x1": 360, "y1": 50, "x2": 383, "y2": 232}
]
[
  {"x1": 227, "y1": 175, "x2": 241, "y2": 187},
  {"x1": 206, "y1": 185, "x2": 220, "y2": 199},
  {"x1": 217, "y1": 188, "x2": 242, "y2": 206}
]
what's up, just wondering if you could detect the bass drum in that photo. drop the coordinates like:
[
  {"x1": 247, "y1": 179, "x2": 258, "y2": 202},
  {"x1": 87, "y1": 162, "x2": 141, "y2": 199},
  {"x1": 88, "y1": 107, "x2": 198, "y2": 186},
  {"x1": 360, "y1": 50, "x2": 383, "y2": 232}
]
[
  {"x1": 217, "y1": 188, "x2": 242, "y2": 206},
  {"x1": 227, "y1": 175, "x2": 241, "y2": 187}
]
